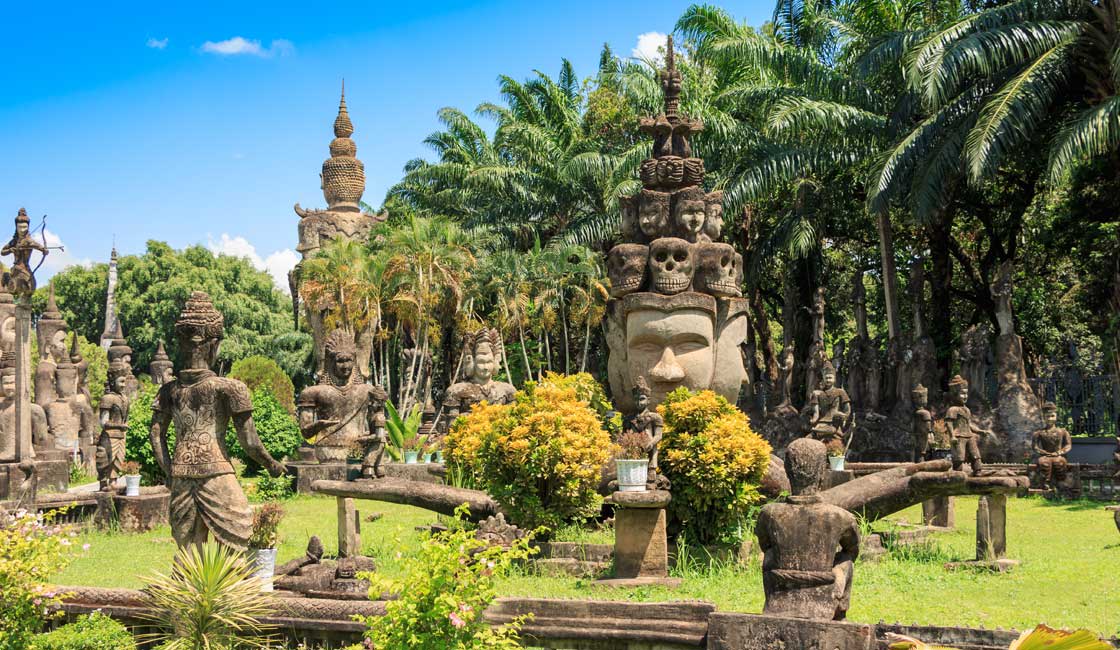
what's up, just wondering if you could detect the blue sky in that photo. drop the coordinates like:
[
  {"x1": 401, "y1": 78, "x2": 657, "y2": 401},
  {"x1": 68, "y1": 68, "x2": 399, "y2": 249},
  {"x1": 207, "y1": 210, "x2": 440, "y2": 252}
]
[{"x1": 0, "y1": 0, "x2": 769, "y2": 289}]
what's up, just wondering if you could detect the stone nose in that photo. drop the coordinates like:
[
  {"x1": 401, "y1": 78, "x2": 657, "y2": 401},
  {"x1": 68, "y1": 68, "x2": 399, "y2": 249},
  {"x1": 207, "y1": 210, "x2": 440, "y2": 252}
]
[{"x1": 650, "y1": 347, "x2": 685, "y2": 383}]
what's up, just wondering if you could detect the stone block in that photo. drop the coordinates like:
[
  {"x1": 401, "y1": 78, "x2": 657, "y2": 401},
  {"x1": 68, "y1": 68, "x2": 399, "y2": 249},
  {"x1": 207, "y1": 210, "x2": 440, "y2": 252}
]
[
  {"x1": 286, "y1": 461, "x2": 359, "y2": 495},
  {"x1": 34, "y1": 458, "x2": 71, "y2": 493},
  {"x1": 613, "y1": 506, "x2": 668, "y2": 579},
  {"x1": 380, "y1": 462, "x2": 444, "y2": 484},
  {"x1": 922, "y1": 496, "x2": 955, "y2": 528},
  {"x1": 707, "y1": 612, "x2": 873, "y2": 650},
  {"x1": 337, "y1": 497, "x2": 360, "y2": 557},
  {"x1": 0, "y1": 461, "x2": 37, "y2": 502},
  {"x1": 975, "y1": 493, "x2": 1007, "y2": 561},
  {"x1": 93, "y1": 487, "x2": 169, "y2": 533}
]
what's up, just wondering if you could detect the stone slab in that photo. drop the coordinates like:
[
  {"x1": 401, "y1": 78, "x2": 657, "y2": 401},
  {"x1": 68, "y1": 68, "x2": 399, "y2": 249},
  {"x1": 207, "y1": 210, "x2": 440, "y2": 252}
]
[
  {"x1": 707, "y1": 612, "x2": 873, "y2": 650},
  {"x1": 34, "y1": 459, "x2": 70, "y2": 493},
  {"x1": 611, "y1": 489, "x2": 671, "y2": 509},
  {"x1": 922, "y1": 495, "x2": 955, "y2": 528},
  {"x1": 94, "y1": 487, "x2": 169, "y2": 533},
  {"x1": 286, "y1": 462, "x2": 358, "y2": 495},
  {"x1": 0, "y1": 462, "x2": 37, "y2": 502},
  {"x1": 337, "y1": 497, "x2": 361, "y2": 557},
  {"x1": 380, "y1": 462, "x2": 444, "y2": 484},
  {"x1": 614, "y1": 506, "x2": 668, "y2": 579},
  {"x1": 591, "y1": 576, "x2": 681, "y2": 589}
]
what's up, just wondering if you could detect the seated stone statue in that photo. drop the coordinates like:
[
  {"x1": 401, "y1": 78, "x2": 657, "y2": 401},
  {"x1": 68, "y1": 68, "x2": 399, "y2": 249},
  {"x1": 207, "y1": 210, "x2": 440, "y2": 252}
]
[
  {"x1": 946, "y1": 375, "x2": 992, "y2": 475},
  {"x1": 755, "y1": 438, "x2": 859, "y2": 621},
  {"x1": 442, "y1": 329, "x2": 515, "y2": 426},
  {"x1": 297, "y1": 328, "x2": 388, "y2": 465},
  {"x1": 806, "y1": 361, "x2": 850, "y2": 455},
  {"x1": 0, "y1": 363, "x2": 47, "y2": 462},
  {"x1": 1032, "y1": 401, "x2": 1072, "y2": 489}
]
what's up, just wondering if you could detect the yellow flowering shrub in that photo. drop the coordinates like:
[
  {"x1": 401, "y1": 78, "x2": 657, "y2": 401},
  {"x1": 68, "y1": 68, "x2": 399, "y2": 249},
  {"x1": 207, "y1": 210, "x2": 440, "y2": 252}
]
[
  {"x1": 446, "y1": 376, "x2": 613, "y2": 532},
  {"x1": 659, "y1": 387, "x2": 772, "y2": 546},
  {"x1": 541, "y1": 372, "x2": 623, "y2": 435}
]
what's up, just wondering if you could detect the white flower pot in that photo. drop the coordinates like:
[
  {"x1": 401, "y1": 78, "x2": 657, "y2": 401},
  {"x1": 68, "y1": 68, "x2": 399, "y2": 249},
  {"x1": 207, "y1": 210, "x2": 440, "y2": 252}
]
[
  {"x1": 422, "y1": 453, "x2": 433, "y2": 464},
  {"x1": 616, "y1": 459, "x2": 648, "y2": 492},
  {"x1": 252, "y1": 548, "x2": 278, "y2": 592},
  {"x1": 829, "y1": 456, "x2": 846, "y2": 471},
  {"x1": 124, "y1": 475, "x2": 141, "y2": 497},
  {"x1": 433, "y1": 451, "x2": 444, "y2": 464},
  {"x1": 404, "y1": 451, "x2": 419, "y2": 464}
]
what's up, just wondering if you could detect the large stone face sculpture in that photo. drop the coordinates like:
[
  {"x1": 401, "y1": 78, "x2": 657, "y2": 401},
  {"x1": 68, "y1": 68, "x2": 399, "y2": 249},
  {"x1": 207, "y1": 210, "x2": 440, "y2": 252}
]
[
  {"x1": 149, "y1": 291, "x2": 285, "y2": 550},
  {"x1": 606, "y1": 37, "x2": 748, "y2": 415},
  {"x1": 755, "y1": 438, "x2": 859, "y2": 621},
  {"x1": 442, "y1": 328, "x2": 516, "y2": 423},
  {"x1": 290, "y1": 85, "x2": 383, "y2": 378},
  {"x1": 297, "y1": 328, "x2": 389, "y2": 466},
  {"x1": 97, "y1": 359, "x2": 132, "y2": 491}
]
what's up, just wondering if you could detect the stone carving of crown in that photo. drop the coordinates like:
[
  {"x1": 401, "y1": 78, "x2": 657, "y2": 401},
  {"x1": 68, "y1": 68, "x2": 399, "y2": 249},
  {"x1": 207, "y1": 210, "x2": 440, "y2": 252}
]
[{"x1": 321, "y1": 82, "x2": 365, "y2": 213}]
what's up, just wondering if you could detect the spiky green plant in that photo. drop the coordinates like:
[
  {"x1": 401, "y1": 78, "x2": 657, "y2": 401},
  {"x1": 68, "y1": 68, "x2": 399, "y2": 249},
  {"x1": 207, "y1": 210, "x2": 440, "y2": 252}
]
[{"x1": 140, "y1": 544, "x2": 275, "y2": 650}]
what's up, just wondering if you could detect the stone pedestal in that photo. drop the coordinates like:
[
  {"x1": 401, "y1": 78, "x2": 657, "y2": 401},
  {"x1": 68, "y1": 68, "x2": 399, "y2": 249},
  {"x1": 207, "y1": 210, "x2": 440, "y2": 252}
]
[
  {"x1": 921, "y1": 496, "x2": 955, "y2": 528},
  {"x1": 945, "y1": 493, "x2": 1017, "y2": 572},
  {"x1": 33, "y1": 458, "x2": 70, "y2": 492},
  {"x1": 0, "y1": 461, "x2": 37, "y2": 503},
  {"x1": 596, "y1": 490, "x2": 680, "y2": 588},
  {"x1": 337, "y1": 497, "x2": 361, "y2": 558},
  {"x1": 707, "y1": 612, "x2": 873, "y2": 650},
  {"x1": 380, "y1": 462, "x2": 444, "y2": 484},
  {"x1": 286, "y1": 461, "x2": 358, "y2": 495},
  {"x1": 94, "y1": 487, "x2": 170, "y2": 532}
]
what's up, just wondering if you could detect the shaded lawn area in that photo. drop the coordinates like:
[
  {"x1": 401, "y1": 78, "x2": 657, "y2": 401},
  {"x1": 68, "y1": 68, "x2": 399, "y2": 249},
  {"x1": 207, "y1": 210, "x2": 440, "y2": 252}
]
[{"x1": 53, "y1": 494, "x2": 1119, "y2": 636}]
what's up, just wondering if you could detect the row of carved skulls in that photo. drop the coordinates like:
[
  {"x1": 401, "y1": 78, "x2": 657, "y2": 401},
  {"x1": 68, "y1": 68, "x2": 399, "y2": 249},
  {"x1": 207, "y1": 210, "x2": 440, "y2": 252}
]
[
  {"x1": 607, "y1": 239, "x2": 743, "y2": 299},
  {"x1": 621, "y1": 187, "x2": 724, "y2": 245}
]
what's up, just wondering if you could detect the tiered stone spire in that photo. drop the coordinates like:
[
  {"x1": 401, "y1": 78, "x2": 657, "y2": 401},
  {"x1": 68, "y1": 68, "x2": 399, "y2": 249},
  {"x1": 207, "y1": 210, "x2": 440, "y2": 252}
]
[
  {"x1": 320, "y1": 81, "x2": 365, "y2": 213},
  {"x1": 100, "y1": 247, "x2": 118, "y2": 350}
]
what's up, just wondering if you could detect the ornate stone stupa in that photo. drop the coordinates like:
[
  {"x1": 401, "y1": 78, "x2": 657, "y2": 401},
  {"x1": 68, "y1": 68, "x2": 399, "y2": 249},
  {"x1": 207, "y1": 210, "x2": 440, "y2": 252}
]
[
  {"x1": 290, "y1": 83, "x2": 381, "y2": 376},
  {"x1": 149, "y1": 340, "x2": 174, "y2": 385},
  {"x1": 606, "y1": 37, "x2": 748, "y2": 414}
]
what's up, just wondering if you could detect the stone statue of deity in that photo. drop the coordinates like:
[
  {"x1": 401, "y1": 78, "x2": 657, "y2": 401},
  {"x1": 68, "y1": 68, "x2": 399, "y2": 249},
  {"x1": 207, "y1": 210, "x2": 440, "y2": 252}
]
[
  {"x1": 44, "y1": 360, "x2": 96, "y2": 456},
  {"x1": 1, "y1": 209, "x2": 47, "y2": 298},
  {"x1": 149, "y1": 291, "x2": 286, "y2": 550},
  {"x1": 756, "y1": 437, "x2": 859, "y2": 621},
  {"x1": 34, "y1": 284, "x2": 69, "y2": 410},
  {"x1": 946, "y1": 375, "x2": 992, "y2": 475},
  {"x1": 805, "y1": 361, "x2": 851, "y2": 456},
  {"x1": 1032, "y1": 401, "x2": 1072, "y2": 489},
  {"x1": 297, "y1": 328, "x2": 389, "y2": 467},
  {"x1": 106, "y1": 321, "x2": 139, "y2": 400},
  {"x1": 442, "y1": 328, "x2": 515, "y2": 423},
  {"x1": 629, "y1": 376, "x2": 664, "y2": 472},
  {"x1": 0, "y1": 361, "x2": 47, "y2": 462},
  {"x1": 96, "y1": 359, "x2": 133, "y2": 491},
  {"x1": 775, "y1": 343, "x2": 796, "y2": 414},
  {"x1": 911, "y1": 383, "x2": 933, "y2": 462}
]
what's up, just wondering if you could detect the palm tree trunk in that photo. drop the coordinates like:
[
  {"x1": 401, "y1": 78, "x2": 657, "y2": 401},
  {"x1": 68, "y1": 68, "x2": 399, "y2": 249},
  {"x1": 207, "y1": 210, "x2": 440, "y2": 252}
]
[
  {"x1": 517, "y1": 321, "x2": 532, "y2": 381},
  {"x1": 559, "y1": 296, "x2": 570, "y2": 375},
  {"x1": 877, "y1": 210, "x2": 901, "y2": 340},
  {"x1": 580, "y1": 314, "x2": 592, "y2": 373},
  {"x1": 927, "y1": 212, "x2": 955, "y2": 390}
]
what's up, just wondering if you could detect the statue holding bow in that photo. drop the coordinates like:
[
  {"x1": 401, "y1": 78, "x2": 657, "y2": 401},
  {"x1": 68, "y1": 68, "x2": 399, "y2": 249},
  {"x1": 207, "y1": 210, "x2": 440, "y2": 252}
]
[{"x1": 1, "y1": 209, "x2": 49, "y2": 300}]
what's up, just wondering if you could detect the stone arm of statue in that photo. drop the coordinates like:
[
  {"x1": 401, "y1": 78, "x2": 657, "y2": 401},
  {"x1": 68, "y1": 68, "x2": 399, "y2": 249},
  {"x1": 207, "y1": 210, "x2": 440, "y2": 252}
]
[
  {"x1": 297, "y1": 403, "x2": 338, "y2": 439},
  {"x1": 1059, "y1": 429, "x2": 1072, "y2": 456},
  {"x1": 149, "y1": 408, "x2": 173, "y2": 479},
  {"x1": 233, "y1": 411, "x2": 286, "y2": 478},
  {"x1": 1031, "y1": 431, "x2": 1046, "y2": 457},
  {"x1": 31, "y1": 406, "x2": 48, "y2": 446},
  {"x1": 832, "y1": 520, "x2": 859, "y2": 601}
]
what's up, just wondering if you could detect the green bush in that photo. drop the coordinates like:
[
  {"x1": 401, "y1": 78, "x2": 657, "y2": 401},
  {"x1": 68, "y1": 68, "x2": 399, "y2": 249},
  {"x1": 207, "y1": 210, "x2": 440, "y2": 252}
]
[
  {"x1": 249, "y1": 472, "x2": 294, "y2": 502},
  {"x1": 30, "y1": 612, "x2": 135, "y2": 650},
  {"x1": 0, "y1": 511, "x2": 80, "y2": 650},
  {"x1": 125, "y1": 383, "x2": 170, "y2": 485},
  {"x1": 229, "y1": 355, "x2": 296, "y2": 414}
]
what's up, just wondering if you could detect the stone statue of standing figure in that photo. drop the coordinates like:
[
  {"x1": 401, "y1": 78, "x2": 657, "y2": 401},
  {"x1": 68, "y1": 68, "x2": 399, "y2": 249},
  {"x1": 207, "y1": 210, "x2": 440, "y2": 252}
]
[
  {"x1": 96, "y1": 359, "x2": 133, "y2": 491},
  {"x1": 1, "y1": 209, "x2": 47, "y2": 298},
  {"x1": 149, "y1": 291, "x2": 286, "y2": 550},
  {"x1": 629, "y1": 376, "x2": 664, "y2": 473},
  {"x1": 946, "y1": 375, "x2": 993, "y2": 475}
]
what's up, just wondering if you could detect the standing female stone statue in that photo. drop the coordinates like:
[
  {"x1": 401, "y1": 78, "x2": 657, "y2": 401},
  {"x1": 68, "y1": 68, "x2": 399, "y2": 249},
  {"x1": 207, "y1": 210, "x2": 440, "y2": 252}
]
[{"x1": 149, "y1": 291, "x2": 285, "y2": 550}]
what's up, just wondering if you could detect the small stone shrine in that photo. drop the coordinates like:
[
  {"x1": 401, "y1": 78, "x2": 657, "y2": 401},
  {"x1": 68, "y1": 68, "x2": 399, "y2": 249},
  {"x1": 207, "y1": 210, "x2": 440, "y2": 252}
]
[
  {"x1": 605, "y1": 36, "x2": 748, "y2": 415},
  {"x1": 756, "y1": 438, "x2": 859, "y2": 621},
  {"x1": 289, "y1": 84, "x2": 383, "y2": 378},
  {"x1": 148, "y1": 291, "x2": 287, "y2": 550},
  {"x1": 440, "y1": 328, "x2": 515, "y2": 429}
]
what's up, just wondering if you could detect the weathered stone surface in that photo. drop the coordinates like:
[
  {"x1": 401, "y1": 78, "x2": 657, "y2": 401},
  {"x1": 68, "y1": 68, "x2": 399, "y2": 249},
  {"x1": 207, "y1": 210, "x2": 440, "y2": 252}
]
[
  {"x1": 337, "y1": 497, "x2": 360, "y2": 557},
  {"x1": 0, "y1": 460, "x2": 37, "y2": 502},
  {"x1": 286, "y1": 461, "x2": 358, "y2": 494},
  {"x1": 922, "y1": 496, "x2": 955, "y2": 528},
  {"x1": 707, "y1": 612, "x2": 872, "y2": 650},
  {"x1": 975, "y1": 493, "x2": 1007, "y2": 561},
  {"x1": 440, "y1": 328, "x2": 515, "y2": 431},
  {"x1": 613, "y1": 507, "x2": 668, "y2": 580},
  {"x1": 96, "y1": 359, "x2": 132, "y2": 491},
  {"x1": 94, "y1": 487, "x2": 169, "y2": 532},
  {"x1": 380, "y1": 461, "x2": 444, "y2": 483},
  {"x1": 311, "y1": 478, "x2": 500, "y2": 522},
  {"x1": 612, "y1": 489, "x2": 671, "y2": 509}
]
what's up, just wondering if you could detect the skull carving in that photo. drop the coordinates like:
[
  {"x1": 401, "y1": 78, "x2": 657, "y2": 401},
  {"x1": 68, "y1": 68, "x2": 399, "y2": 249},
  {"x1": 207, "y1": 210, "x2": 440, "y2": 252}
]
[
  {"x1": 607, "y1": 244, "x2": 649, "y2": 298},
  {"x1": 695, "y1": 242, "x2": 742, "y2": 297},
  {"x1": 703, "y1": 191, "x2": 724, "y2": 241},
  {"x1": 639, "y1": 159, "x2": 659, "y2": 188},
  {"x1": 638, "y1": 190, "x2": 671, "y2": 240},
  {"x1": 656, "y1": 156, "x2": 685, "y2": 188},
  {"x1": 648, "y1": 238, "x2": 695, "y2": 295}
]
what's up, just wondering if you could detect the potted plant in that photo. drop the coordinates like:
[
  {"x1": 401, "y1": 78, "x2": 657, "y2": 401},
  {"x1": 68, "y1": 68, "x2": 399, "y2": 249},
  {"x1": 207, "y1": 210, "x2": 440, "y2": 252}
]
[
  {"x1": 828, "y1": 448, "x2": 846, "y2": 471},
  {"x1": 248, "y1": 502, "x2": 285, "y2": 592},
  {"x1": 121, "y1": 460, "x2": 141, "y2": 496},
  {"x1": 403, "y1": 434, "x2": 428, "y2": 464},
  {"x1": 614, "y1": 431, "x2": 650, "y2": 492}
]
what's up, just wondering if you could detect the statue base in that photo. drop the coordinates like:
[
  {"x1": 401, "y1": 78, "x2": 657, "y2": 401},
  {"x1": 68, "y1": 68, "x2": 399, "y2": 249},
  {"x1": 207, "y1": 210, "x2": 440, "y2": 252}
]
[
  {"x1": 595, "y1": 490, "x2": 675, "y2": 587},
  {"x1": 286, "y1": 461, "x2": 360, "y2": 495},
  {"x1": 0, "y1": 461, "x2": 38, "y2": 503},
  {"x1": 93, "y1": 486, "x2": 170, "y2": 533}
]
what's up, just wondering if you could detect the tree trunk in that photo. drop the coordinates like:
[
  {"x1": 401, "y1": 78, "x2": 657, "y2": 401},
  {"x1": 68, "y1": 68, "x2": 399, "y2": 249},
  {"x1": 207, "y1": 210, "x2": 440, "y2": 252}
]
[
  {"x1": 877, "y1": 210, "x2": 901, "y2": 340},
  {"x1": 927, "y1": 212, "x2": 955, "y2": 390},
  {"x1": 750, "y1": 288, "x2": 778, "y2": 382}
]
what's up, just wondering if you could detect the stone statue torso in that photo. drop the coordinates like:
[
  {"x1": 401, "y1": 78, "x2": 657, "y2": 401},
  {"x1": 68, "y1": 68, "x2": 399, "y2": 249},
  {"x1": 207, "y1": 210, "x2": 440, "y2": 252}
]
[
  {"x1": 445, "y1": 379, "x2": 515, "y2": 410},
  {"x1": 1033, "y1": 426, "x2": 1070, "y2": 455},
  {"x1": 812, "y1": 387, "x2": 849, "y2": 420},
  {"x1": 157, "y1": 371, "x2": 252, "y2": 478},
  {"x1": 946, "y1": 404, "x2": 974, "y2": 439},
  {"x1": 100, "y1": 393, "x2": 130, "y2": 438},
  {"x1": 299, "y1": 381, "x2": 376, "y2": 449}
]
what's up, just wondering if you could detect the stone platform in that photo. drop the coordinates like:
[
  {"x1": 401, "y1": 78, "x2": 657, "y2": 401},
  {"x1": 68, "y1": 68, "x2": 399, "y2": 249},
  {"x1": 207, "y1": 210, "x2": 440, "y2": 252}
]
[
  {"x1": 0, "y1": 461, "x2": 38, "y2": 502},
  {"x1": 93, "y1": 486, "x2": 169, "y2": 532}
]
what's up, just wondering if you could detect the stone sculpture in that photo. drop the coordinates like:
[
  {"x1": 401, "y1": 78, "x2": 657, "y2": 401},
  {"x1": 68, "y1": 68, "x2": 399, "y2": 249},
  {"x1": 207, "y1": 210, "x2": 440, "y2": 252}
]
[
  {"x1": 959, "y1": 323, "x2": 992, "y2": 406},
  {"x1": 0, "y1": 361, "x2": 47, "y2": 462},
  {"x1": 150, "y1": 340, "x2": 174, "y2": 385},
  {"x1": 44, "y1": 359, "x2": 96, "y2": 456},
  {"x1": 441, "y1": 328, "x2": 515, "y2": 423},
  {"x1": 845, "y1": 274, "x2": 879, "y2": 414},
  {"x1": 806, "y1": 361, "x2": 850, "y2": 455},
  {"x1": 70, "y1": 334, "x2": 91, "y2": 405},
  {"x1": 908, "y1": 260, "x2": 937, "y2": 396},
  {"x1": 149, "y1": 291, "x2": 285, "y2": 550},
  {"x1": 96, "y1": 359, "x2": 132, "y2": 491},
  {"x1": 946, "y1": 375, "x2": 992, "y2": 474},
  {"x1": 989, "y1": 261, "x2": 1042, "y2": 461},
  {"x1": 1032, "y1": 401, "x2": 1072, "y2": 489},
  {"x1": 34, "y1": 283, "x2": 68, "y2": 410},
  {"x1": 911, "y1": 384, "x2": 933, "y2": 462},
  {"x1": 755, "y1": 438, "x2": 859, "y2": 621},
  {"x1": 605, "y1": 36, "x2": 748, "y2": 415},
  {"x1": 1, "y1": 209, "x2": 47, "y2": 298},
  {"x1": 99, "y1": 247, "x2": 119, "y2": 350},
  {"x1": 629, "y1": 377, "x2": 664, "y2": 472},
  {"x1": 290, "y1": 84, "x2": 383, "y2": 378},
  {"x1": 774, "y1": 344, "x2": 796, "y2": 415},
  {"x1": 105, "y1": 320, "x2": 139, "y2": 399},
  {"x1": 297, "y1": 328, "x2": 389, "y2": 466}
]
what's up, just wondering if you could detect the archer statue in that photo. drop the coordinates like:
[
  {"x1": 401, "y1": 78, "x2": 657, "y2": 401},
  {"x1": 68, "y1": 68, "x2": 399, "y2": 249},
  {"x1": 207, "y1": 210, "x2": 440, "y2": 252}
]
[{"x1": 1, "y1": 209, "x2": 49, "y2": 300}]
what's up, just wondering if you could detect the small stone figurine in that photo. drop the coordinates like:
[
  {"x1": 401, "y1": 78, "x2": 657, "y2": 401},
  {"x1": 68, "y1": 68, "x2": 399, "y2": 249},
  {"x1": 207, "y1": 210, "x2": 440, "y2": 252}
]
[
  {"x1": 755, "y1": 438, "x2": 859, "y2": 621},
  {"x1": 911, "y1": 383, "x2": 933, "y2": 463},
  {"x1": 946, "y1": 375, "x2": 992, "y2": 475},
  {"x1": 1032, "y1": 401, "x2": 1072, "y2": 489},
  {"x1": 806, "y1": 361, "x2": 851, "y2": 456},
  {"x1": 1, "y1": 209, "x2": 47, "y2": 298},
  {"x1": 630, "y1": 377, "x2": 664, "y2": 472}
]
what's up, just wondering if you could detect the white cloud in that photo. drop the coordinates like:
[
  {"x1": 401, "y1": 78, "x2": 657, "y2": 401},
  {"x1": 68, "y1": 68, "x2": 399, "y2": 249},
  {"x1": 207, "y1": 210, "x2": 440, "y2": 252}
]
[
  {"x1": 200, "y1": 37, "x2": 294, "y2": 57},
  {"x1": 146, "y1": 37, "x2": 169, "y2": 50},
  {"x1": 39, "y1": 229, "x2": 94, "y2": 281},
  {"x1": 207, "y1": 234, "x2": 297, "y2": 293},
  {"x1": 632, "y1": 31, "x2": 667, "y2": 64}
]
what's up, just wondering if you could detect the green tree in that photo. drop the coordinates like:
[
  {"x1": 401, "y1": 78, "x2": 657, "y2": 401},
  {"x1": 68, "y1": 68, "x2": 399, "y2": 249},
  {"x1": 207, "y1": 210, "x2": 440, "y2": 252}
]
[{"x1": 229, "y1": 355, "x2": 296, "y2": 414}]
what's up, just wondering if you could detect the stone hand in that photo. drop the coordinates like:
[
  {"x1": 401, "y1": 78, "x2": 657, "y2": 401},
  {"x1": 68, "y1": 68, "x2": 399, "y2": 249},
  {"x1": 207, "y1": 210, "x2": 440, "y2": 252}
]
[{"x1": 309, "y1": 418, "x2": 340, "y2": 432}]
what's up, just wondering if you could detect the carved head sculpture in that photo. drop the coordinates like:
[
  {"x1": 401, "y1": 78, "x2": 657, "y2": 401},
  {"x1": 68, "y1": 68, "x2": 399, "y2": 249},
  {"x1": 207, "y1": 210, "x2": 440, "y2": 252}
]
[
  {"x1": 620, "y1": 195, "x2": 641, "y2": 242},
  {"x1": 1041, "y1": 401, "x2": 1057, "y2": 427},
  {"x1": 703, "y1": 191, "x2": 724, "y2": 241},
  {"x1": 656, "y1": 156, "x2": 685, "y2": 188},
  {"x1": 682, "y1": 158, "x2": 705, "y2": 186},
  {"x1": 820, "y1": 360, "x2": 836, "y2": 390},
  {"x1": 37, "y1": 287, "x2": 69, "y2": 363},
  {"x1": 174, "y1": 291, "x2": 224, "y2": 370},
  {"x1": 710, "y1": 298, "x2": 750, "y2": 401},
  {"x1": 638, "y1": 190, "x2": 670, "y2": 240},
  {"x1": 0, "y1": 293, "x2": 14, "y2": 354},
  {"x1": 54, "y1": 361, "x2": 79, "y2": 399},
  {"x1": 948, "y1": 374, "x2": 969, "y2": 405},
  {"x1": 324, "y1": 329, "x2": 357, "y2": 385},
  {"x1": 648, "y1": 238, "x2": 694, "y2": 295},
  {"x1": 108, "y1": 359, "x2": 131, "y2": 395},
  {"x1": 786, "y1": 437, "x2": 828, "y2": 497},
  {"x1": 464, "y1": 329, "x2": 502, "y2": 385},
  {"x1": 911, "y1": 383, "x2": 928, "y2": 409},
  {"x1": 672, "y1": 187, "x2": 707, "y2": 242},
  {"x1": 639, "y1": 158, "x2": 659, "y2": 188},
  {"x1": 694, "y1": 242, "x2": 742, "y2": 298},
  {"x1": 621, "y1": 293, "x2": 716, "y2": 408},
  {"x1": 607, "y1": 244, "x2": 649, "y2": 298},
  {"x1": 0, "y1": 362, "x2": 14, "y2": 399},
  {"x1": 15, "y1": 208, "x2": 29, "y2": 237},
  {"x1": 632, "y1": 376, "x2": 651, "y2": 413}
]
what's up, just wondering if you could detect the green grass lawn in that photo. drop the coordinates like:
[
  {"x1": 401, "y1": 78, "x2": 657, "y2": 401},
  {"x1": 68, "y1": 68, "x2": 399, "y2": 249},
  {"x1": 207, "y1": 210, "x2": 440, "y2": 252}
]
[{"x1": 53, "y1": 494, "x2": 1120, "y2": 636}]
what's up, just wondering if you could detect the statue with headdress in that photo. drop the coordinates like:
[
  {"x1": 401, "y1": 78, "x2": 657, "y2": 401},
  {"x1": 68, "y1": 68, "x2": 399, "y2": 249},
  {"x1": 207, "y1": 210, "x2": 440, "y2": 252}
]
[
  {"x1": 296, "y1": 327, "x2": 389, "y2": 468},
  {"x1": 946, "y1": 375, "x2": 992, "y2": 475},
  {"x1": 805, "y1": 360, "x2": 851, "y2": 455},
  {"x1": 0, "y1": 358, "x2": 47, "y2": 462},
  {"x1": 1032, "y1": 401, "x2": 1071, "y2": 489},
  {"x1": 442, "y1": 328, "x2": 515, "y2": 426},
  {"x1": 1, "y1": 209, "x2": 47, "y2": 299},
  {"x1": 96, "y1": 359, "x2": 133, "y2": 491},
  {"x1": 149, "y1": 291, "x2": 285, "y2": 550}
]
